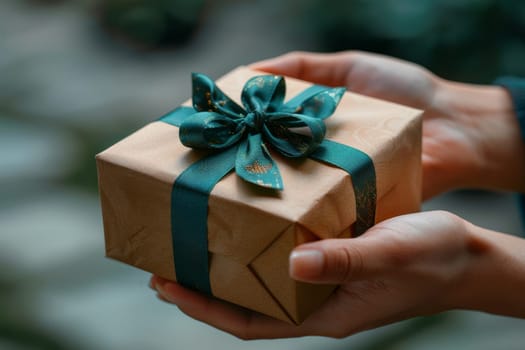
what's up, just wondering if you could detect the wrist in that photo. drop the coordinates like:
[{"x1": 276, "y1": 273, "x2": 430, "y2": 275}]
[
  {"x1": 447, "y1": 222, "x2": 525, "y2": 317},
  {"x1": 430, "y1": 78, "x2": 525, "y2": 192}
]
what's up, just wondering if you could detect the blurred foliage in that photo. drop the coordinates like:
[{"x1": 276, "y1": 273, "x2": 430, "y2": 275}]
[
  {"x1": 299, "y1": 0, "x2": 525, "y2": 82},
  {"x1": 0, "y1": 276, "x2": 71, "y2": 350},
  {"x1": 95, "y1": 0, "x2": 206, "y2": 49},
  {"x1": 91, "y1": 0, "x2": 525, "y2": 81}
]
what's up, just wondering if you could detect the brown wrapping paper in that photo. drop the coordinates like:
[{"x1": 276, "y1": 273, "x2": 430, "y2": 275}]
[{"x1": 96, "y1": 67, "x2": 423, "y2": 324}]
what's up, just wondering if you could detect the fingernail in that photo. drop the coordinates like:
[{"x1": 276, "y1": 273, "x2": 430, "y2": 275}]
[
  {"x1": 154, "y1": 281, "x2": 183, "y2": 306},
  {"x1": 155, "y1": 284, "x2": 176, "y2": 304},
  {"x1": 289, "y1": 249, "x2": 324, "y2": 280},
  {"x1": 156, "y1": 293, "x2": 168, "y2": 303}
]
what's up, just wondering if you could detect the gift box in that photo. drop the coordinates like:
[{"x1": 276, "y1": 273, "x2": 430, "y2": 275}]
[{"x1": 96, "y1": 67, "x2": 422, "y2": 324}]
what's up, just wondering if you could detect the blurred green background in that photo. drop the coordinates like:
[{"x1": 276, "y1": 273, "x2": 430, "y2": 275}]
[{"x1": 1, "y1": 0, "x2": 524, "y2": 349}]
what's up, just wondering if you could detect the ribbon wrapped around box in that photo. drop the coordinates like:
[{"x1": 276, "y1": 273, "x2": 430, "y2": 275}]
[{"x1": 96, "y1": 67, "x2": 422, "y2": 324}]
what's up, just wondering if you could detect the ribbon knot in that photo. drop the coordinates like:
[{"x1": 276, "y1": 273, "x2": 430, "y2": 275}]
[
  {"x1": 244, "y1": 111, "x2": 265, "y2": 133},
  {"x1": 178, "y1": 73, "x2": 346, "y2": 190}
]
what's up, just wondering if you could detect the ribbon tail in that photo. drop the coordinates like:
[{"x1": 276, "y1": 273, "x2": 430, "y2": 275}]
[
  {"x1": 311, "y1": 139, "x2": 376, "y2": 235},
  {"x1": 171, "y1": 146, "x2": 237, "y2": 295},
  {"x1": 235, "y1": 135, "x2": 284, "y2": 190}
]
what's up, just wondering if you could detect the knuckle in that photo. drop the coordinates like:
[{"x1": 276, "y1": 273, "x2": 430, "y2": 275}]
[
  {"x1": 236, "y1": 313, "x2": 259, "y2": 341},
  {"x1": 326, "y1": 244, "x2": 364, "y2": 282},
  {"x1": 429, "y1": 210, "x2": 467, "y2": 232},
  {"x1": 433, "y1": 210, "x2": 459, "y2": 222}
]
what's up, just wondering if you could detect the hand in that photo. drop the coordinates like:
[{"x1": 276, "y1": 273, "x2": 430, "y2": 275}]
[
  {"x1": 149, "y1": 52, "x2": 525, "y2": 339},
  {"x1": 151, "y1": 210, "x2": 525, "y2": 339},
  {"x1": 251, "y1": 51, "x2": 525, "y2": 198}
]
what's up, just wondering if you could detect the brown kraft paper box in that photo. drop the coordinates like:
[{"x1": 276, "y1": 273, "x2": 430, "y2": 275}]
[{"x1": 96, "y1": 66, "x2": 423, "y2": 325}]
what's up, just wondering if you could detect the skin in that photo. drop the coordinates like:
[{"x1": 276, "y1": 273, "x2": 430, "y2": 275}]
[{"x1": 150, "y1": 51, "x2": 525, "y2": 339}]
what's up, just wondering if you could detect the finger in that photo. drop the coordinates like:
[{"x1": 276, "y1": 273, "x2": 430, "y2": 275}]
[
  {"x1": 289, "y1": 211, "x2": 466, "y2": 284},
  {"x1": 289, "y1": 234, "x2": 391, "y2": 284},
  {"x1": 149, "y1": 275, "x2": 157, "y2": 291},
  {"x1": 421, "y1": 153, "x2": 446, "y2": 200},
  {"x1": 250, "y1": 51, "x2": 354, "y2": 87},
  {"x1": 151, "y1": 276, "x2": 307, "y2": 339}
]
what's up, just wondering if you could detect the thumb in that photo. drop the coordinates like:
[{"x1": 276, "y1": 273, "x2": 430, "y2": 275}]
[
  {"x1": 289, "y1": 236, "x2": 388, "y2": 284},
  {"x1": 289, "y1": 211, "x2": 465, "y2": 284}
]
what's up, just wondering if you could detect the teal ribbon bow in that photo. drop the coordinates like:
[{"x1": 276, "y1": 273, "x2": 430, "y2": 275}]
[
  {"x1": 160, "y1": 73, "x2": 376, "y2": 295},
  {"x1": 178, "y1": 73, "x2": 346, "y2": 190}
]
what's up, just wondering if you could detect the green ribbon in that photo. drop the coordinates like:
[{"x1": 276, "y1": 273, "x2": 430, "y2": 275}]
[{"x1": 160, "y1": 74, "x2": 376, "y2": 295}]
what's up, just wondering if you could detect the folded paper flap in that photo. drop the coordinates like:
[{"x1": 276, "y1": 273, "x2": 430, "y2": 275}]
[
  {"x1": 207, "y1": 190, "x2": 295, "y2": 264},
  {"x1": 209, "y1": 253, "x2": 293, "y2": 323},
  {"x1": 249, "y1": 223, "x2": 344, "y2": 323},
  {"x1": 249, "y1": 224, "x2": 299, "y2": 323}
]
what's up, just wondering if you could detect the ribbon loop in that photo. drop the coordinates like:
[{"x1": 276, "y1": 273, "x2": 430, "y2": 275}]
[
  {"x1": 192, "y1": 73, "x2": 245, "y2": 118},
  {"x1": 241, "y1": 75, "x2": 285, "y2": 113},
  {"x1": 294, "y1": 88, "x2": 346, "y2": 119},
  {"x1": 265, "y1": 113, "x2": 326, "y2": 158},
  {"x1": 179, "y1": 112, "x2": 244, "y2": 150}
]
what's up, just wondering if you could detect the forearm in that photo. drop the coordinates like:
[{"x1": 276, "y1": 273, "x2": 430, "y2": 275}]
[
  {"x1": 433, "y1": 78, "x2": 525, "y2": 192},
  {"x1": 450, "y1": 223, "x2": 525, "y2": 317}
]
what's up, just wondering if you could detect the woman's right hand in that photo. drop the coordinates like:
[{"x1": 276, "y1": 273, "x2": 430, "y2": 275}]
[{"x1": 152, "y1": 210, "x2": 525, "y2": 339}]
